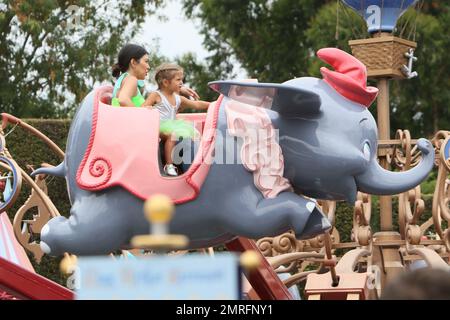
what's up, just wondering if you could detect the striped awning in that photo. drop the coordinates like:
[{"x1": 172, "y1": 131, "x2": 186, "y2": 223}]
[{"x1": 0, "y1": 212, "x2": 34, "y2": 273}]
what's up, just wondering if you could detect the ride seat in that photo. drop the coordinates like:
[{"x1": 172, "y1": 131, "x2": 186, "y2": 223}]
[
  {"x1": 98, "y1": 87, "x2": 208, "y2": 175},
  {"x1": 78, "y1": 85, "x2": 221, "y2": 203}
]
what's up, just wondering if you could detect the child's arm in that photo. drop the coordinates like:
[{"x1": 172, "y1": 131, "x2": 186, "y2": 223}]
[
  {"x1": 142, "y1": 92, "x2": 161, "y2": 108},
  {"x1": 117, "y1": 76, "x2": 139, "y2": 107},
  {"x1": 179, "y1": 96, "x2": 210, "y2": 112}
]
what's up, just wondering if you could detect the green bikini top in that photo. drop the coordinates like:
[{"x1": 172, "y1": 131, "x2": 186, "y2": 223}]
[{"x1": 111, "y1": 72, "x2": 145, "y2": 107}]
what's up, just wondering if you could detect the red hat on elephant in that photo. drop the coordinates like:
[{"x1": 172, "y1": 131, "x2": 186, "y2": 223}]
[{"x1": 317, "y1": 48, "x2": 378, "y2": 108}]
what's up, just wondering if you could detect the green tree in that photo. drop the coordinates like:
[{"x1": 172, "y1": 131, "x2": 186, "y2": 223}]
[
  {"x1": 390, "y1": 3, "x2": 450, "y2": 136},
  {"x1": 182, "y1": 0, "x2": 449, "y2": 137},
  {"x1": 0, "y1": 0, "x2": 165, "y2": 118},
  {"x1": 182, "y1": 0, "x2": 332, "y2": 83},
  {"x1": 176, "y1": 52, "x2": 223, "y2": 102},
  {"x1": 305, "y1": 1, "x2": 450, "y2": 137}
]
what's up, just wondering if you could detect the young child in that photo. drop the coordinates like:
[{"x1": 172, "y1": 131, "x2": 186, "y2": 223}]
[
  {"x1": 111, "y1": 44, "x2": 200, "y2": 108},
  {"x1": 144, "y1": 63, "x2": 210, "y2": 177}
]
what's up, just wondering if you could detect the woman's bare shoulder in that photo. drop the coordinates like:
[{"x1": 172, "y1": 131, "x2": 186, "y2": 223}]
[{"x1": 121, "y1": 74, "x2": 138, "y2": 86}]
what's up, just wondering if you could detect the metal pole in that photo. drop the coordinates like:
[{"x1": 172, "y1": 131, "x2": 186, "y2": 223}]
[{"x1": 377, "y1": 78, "x2": 393, "y2": 231}]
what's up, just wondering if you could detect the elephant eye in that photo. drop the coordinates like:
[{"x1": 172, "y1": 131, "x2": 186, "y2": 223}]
[{"x1": 363, "y1": 142, "x2": 371, "y2": 161}]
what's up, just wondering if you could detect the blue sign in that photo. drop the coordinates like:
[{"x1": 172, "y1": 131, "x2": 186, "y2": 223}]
[
  {"x1": 342, "y1": 0, "x2": 417, "y2": 33},
  {"x1": 75, "y1": 253, "x2": 241, "y2": 300}
]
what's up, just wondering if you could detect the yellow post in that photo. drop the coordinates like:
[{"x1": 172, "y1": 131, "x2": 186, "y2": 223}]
[{"x1": 131, "y1": 194, "x2": 188, "y2": 250}]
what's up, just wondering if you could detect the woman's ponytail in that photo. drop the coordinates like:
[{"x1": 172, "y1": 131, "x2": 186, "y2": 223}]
[{"x1": 112, "y1": 63, "x2": 122, "y2": 78}]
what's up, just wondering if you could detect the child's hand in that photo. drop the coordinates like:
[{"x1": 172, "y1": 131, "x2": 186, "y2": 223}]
[{"x1": 180, "y1": 86, "x2": 200, "y2": 100}]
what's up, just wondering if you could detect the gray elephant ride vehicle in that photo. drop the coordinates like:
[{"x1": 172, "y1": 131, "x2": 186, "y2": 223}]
[{"x1": 33, "y1": 48, "x2": 434, "y2": 256}]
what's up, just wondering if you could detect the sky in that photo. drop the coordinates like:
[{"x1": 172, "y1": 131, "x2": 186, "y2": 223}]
[
  {"x1": 135, "y1": 0, "x2": 246, "y2": 80},
  {"x1": 136, "y1": 1, "x2": 209, "y2": 61}
]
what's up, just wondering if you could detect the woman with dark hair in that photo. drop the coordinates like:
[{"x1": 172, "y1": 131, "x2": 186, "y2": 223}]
[
  {"x1": 111, "y1": 44, "x2": 199, "y2": 108},
  {"x1": 111, "y1": 44, "x2": 149, "y2": 107}
]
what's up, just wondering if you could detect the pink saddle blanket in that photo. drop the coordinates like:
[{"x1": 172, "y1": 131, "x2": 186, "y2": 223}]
[{"x1": 76, "y1": 86, "x2": 222, "y2": 204}]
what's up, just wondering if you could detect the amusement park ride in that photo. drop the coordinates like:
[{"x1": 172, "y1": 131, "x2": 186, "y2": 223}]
[{"x1": 0, "y1": 0, "x2": 449, "y2": 300}]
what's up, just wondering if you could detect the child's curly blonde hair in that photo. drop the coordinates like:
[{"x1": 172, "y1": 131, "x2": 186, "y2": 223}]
[{"x1": 155, "y1": 63, "x2": 184, "y2": 89}]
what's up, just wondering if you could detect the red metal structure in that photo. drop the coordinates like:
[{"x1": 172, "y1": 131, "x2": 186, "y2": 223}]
[
  {"x1": 226, "y1": 237, "x2": 293, "y2": 300},
  {"x1": 0, "y1": 256, "x2": 73, "y2": 300},
  {"x1": 0, "y1": 212, "x2": 73, "y2": 300}
]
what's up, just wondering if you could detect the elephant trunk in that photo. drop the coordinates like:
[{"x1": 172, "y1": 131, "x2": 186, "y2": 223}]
[{"x1": 355, "y1": 138, "x2": 435, "y2": 195}]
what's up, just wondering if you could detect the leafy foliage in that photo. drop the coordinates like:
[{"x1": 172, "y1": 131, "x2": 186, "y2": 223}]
[
  {"x1": 307, "y1": 2, "x2": 450, "y2": 137},
  {"x1": 0, "y1": 0, "x2": 164, "y2": 117},
  {"x1": 182, "y1": 0, "x2": 449, "y2": 137},
  {"x1": 176, "y1": 52, "x2": 221, "y2": 101},
  {"x1": 390, "y1": 4, "x2": 450, "y2": 136},
  {"x1": 182, "y1": 0, "x2": 332, "y2": 82}
]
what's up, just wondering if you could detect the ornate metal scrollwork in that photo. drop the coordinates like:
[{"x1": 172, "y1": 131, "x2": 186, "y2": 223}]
[
  {"x1": 256, "y1": 237, "x2": 275, "y2": 257},
  {"x1": 352, "y1": 192, "x2": 372, "y2": 247},
  {"x1": 257, "y1": 231, "x2": 302, "y2": 256},
  {"x1": 256, "y1": 200, "x2": 339, "y2": 277},
  {"x1": 256, "y1": 231, "x2": 304, "y2": 273},
  {"x1": 392, "y1": 129, "x2": 422, "y2": 170},
  {"x1": 256, "y1": 199, "x2": 338, "y2": 258},
  {"x1": 12, "y1": 174, "x2": 58, "y2": 263},
  {"x1": 406, "y1": 224, "x2": 422, "y2": 246},
  {"x1": 431, "y1": 132, "x2": 450, "y2": 251},
  {"x1": 393, "y1": 130, "x2": 429, "y2": 248},
  {"x1": 272, "y1": 232, "x2": 302, "y2": 255},
  {"x1": 399, "y1": 186, "x2": 425, "y2": 241}
]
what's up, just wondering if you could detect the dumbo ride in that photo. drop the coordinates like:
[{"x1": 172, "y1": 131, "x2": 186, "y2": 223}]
[{"x1": 34, "y1": 48, "x2": 434, "y2": 256}]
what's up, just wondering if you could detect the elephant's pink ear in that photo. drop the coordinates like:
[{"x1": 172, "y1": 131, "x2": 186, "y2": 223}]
[{"x1": 317, "y1": 48, "x2": 378, "y2": 108}]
